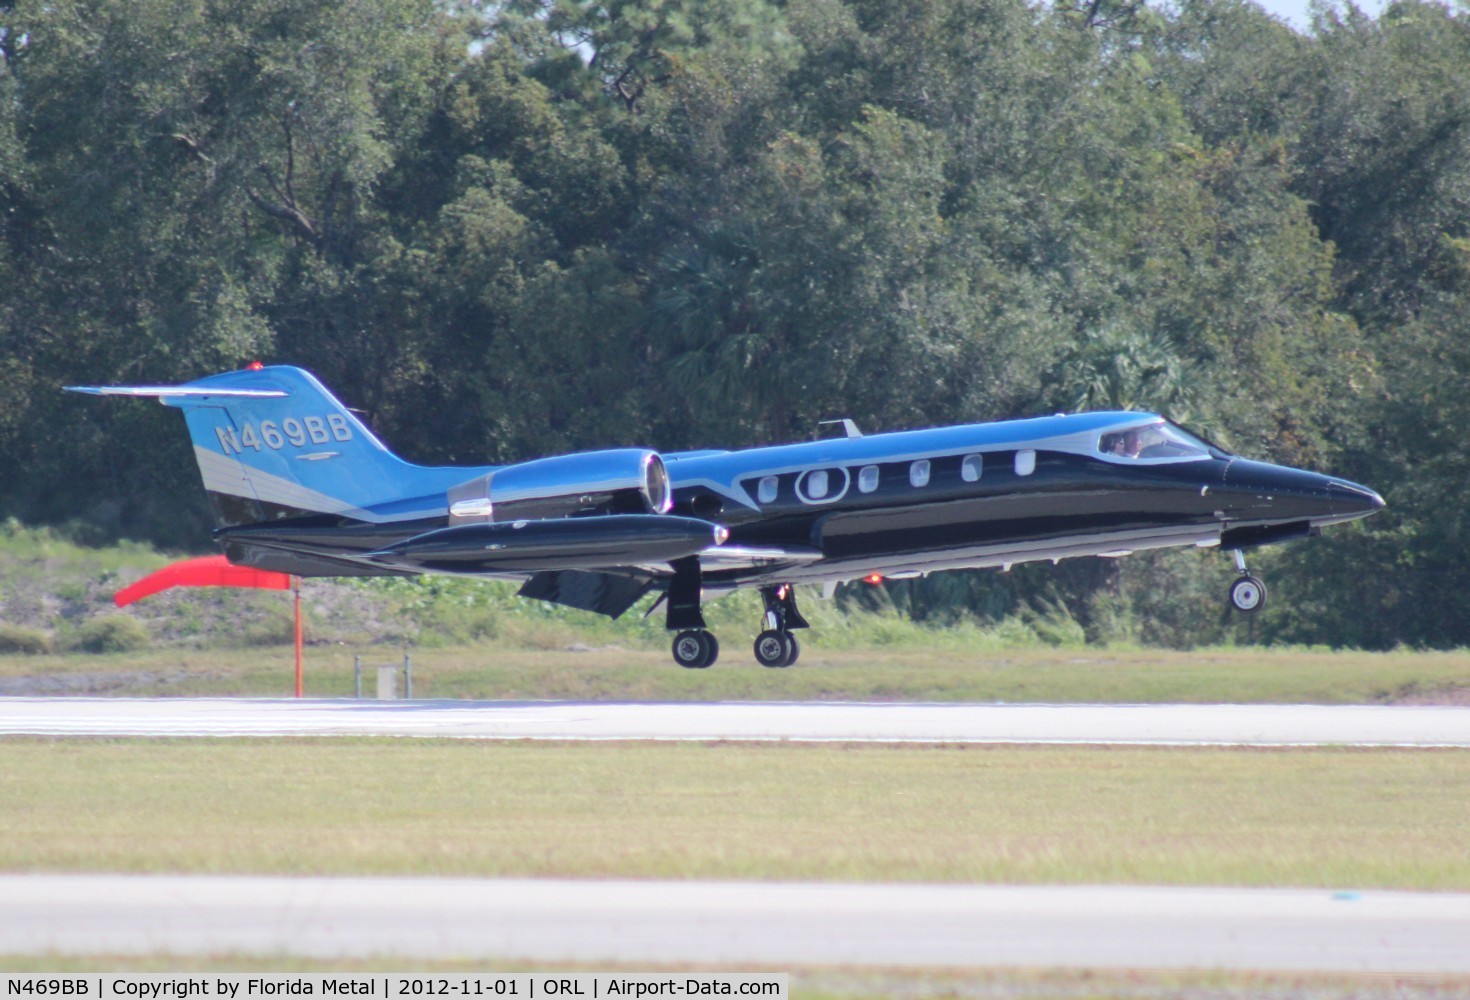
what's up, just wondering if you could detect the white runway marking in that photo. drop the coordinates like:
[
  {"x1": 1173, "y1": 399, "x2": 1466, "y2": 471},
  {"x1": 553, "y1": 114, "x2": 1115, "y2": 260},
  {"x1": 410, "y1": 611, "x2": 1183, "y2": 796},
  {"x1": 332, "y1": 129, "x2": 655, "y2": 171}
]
[
  {"x1": 3, "y1": 874, "x2": 1469, "y2": 973},
  {"x1": 2, "y1": 697, "x2": 1470, "y2": 745}
]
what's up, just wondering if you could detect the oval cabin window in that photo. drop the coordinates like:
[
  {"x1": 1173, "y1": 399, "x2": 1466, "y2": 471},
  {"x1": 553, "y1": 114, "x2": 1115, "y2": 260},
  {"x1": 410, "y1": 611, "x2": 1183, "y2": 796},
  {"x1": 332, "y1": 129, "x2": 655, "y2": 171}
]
[
  {"x1": 858, "y1": 465, "x2": 880, "y2": 493},
  {"x1": 910, "y1": 460, "x2": 931, "y2": 488},
  {"x1": 961, "y1": 454, "x2": 983, "y2": 482},
  {"x1": 758, "y1": 476, "x2": 779, "y2": 503},
  {"x1": 1015, "y1": 450, "x2": 1036, "y2": 476},
  {"x1": 807, "y1": 469, "x2": 829, "y2": 499}
]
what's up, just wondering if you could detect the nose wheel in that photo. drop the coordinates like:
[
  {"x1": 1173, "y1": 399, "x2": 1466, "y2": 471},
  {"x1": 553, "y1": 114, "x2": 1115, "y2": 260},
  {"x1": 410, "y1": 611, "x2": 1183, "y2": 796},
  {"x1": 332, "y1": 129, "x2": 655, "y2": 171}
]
[
  {"x1": 1228, "y1": 550, "x2": 1268, "y2": 614},
  {"x1": 1228, "y1": 575, "x2": 1267, "y2": 613}
]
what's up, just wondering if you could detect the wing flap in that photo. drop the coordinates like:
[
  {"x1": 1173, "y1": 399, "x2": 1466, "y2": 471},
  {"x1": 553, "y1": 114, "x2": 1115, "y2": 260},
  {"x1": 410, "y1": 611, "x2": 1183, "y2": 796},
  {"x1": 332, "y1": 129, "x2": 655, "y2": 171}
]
[{"x1": 517, "y1": 570, "x2": 654, "y2": 619}]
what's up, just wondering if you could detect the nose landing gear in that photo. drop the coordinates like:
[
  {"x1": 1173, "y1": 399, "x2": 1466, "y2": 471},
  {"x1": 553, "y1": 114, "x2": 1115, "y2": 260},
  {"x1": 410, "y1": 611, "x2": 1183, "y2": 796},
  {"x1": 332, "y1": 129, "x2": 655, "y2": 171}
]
[{"x1": 1228, "y1": 549, "x2": 1268, "y2": 614}]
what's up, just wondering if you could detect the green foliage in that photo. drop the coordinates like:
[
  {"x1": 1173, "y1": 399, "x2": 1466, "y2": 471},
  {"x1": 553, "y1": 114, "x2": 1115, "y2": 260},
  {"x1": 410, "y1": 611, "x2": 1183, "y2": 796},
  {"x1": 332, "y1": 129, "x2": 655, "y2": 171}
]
[
  {"x1": 72, "y1": 614, "x2": 151, "y2": 654},
  {"x1": 3, "y1": 0, "x2": 1469, "y2": 647},
  {"x1": 0, "y1": 624, "x2": 52, "y2": 655}
]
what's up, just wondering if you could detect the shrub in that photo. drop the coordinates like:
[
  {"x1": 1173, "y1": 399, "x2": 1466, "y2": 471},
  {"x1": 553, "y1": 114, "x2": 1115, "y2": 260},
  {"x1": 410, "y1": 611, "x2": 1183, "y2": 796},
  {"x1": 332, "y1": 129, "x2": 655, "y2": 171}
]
[
  {"x1": 0, "y1": 624, "x2": 53, "y2": 655},
  {"x1": 73, "y1": 614, "x2": 151, "y2": 653}
]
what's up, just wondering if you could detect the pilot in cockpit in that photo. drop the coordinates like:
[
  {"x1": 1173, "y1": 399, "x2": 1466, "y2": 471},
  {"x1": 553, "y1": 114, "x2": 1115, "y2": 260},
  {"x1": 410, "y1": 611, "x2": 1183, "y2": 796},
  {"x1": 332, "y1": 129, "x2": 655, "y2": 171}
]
[{"x1": 1106, "y1": 430, "x2": 1143, "y2": 458}]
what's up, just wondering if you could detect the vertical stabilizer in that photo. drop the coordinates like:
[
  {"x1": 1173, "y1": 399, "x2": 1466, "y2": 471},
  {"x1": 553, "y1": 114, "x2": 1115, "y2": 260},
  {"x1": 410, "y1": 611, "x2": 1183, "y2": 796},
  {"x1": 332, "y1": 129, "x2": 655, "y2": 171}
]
[{"x1": 69, "y1": 365, "x2": 481, "y2": 528}]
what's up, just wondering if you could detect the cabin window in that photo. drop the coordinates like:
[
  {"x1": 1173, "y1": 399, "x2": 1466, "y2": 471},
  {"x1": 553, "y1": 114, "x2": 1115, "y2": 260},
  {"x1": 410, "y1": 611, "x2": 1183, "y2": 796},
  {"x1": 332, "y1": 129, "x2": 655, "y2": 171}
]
[
  {"x1": 1015, "y1": 450, "x2": 1036, "y2": 476},
  {"x1": 858, "y1": 465, "x2": 880, "y2": 493},
  {"x1": 807, "y1": 470, "x2": 829, "y2": 499},
  {"x1": 910, "y1": 460, "x2": 931, "y2": 488},
  {"x1": 758, "y1": 475, "x2": 779, "y2": 503},
  {"x1": 961, "y1": 454, "x2": 983, "y2": 482}
]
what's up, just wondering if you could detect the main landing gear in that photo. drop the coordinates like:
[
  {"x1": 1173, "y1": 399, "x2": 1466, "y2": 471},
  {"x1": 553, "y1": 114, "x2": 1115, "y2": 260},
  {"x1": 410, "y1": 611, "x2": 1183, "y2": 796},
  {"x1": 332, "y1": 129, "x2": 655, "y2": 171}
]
[
  {"x1": 1228, "y1": 549, "x2": 1268, "y2": 614},
  {"x1": 672, "y1": 628, "x2": 720, "y2": 669},
  {"x1": 665, "y1": 560, "x2": 808, "y2": 668},
  {"x1": 752, "y1": 584, "x2": 807, "y2": 668}
]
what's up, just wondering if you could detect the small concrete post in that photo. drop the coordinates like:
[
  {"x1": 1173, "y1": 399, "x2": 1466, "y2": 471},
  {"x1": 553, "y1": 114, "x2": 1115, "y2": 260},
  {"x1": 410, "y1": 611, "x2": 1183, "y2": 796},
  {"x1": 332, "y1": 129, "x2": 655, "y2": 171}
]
[{"x1": 376, "y1": 665, "x2": 398, "y2": 700}]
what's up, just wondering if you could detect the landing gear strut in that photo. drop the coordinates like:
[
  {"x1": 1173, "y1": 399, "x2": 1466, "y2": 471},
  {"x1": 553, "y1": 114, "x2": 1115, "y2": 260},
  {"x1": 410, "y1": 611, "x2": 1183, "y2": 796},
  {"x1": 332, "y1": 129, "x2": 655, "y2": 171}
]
[
  {"x1": 754, "y1": 584, "x2": 807, "y2": 668},
  {"x1": 1228, "y1": 549, "x2": 1268, "y2": 614}
]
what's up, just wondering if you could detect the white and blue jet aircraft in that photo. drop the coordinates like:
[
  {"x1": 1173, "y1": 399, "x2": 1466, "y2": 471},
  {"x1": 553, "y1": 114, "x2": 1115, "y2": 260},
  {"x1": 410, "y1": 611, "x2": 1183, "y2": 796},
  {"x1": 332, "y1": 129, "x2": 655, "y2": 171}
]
[{"x1": 71, "y1": 364, "x2": 1384, "y2": 667}]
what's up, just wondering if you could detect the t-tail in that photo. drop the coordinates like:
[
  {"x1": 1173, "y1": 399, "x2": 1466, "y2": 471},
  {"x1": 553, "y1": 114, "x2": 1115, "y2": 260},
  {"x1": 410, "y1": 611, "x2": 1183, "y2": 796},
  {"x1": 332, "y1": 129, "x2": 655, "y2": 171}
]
[{"x1": 67, "y1": 365, "x2": 487, "y2": 529}]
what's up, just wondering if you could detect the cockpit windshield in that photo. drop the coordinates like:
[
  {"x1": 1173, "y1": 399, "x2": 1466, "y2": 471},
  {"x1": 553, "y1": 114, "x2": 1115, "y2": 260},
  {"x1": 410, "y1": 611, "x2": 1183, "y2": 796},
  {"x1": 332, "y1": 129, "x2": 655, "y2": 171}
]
[{"x1": 1098, "y1": 421, "x2": 1212, "y2": 462}]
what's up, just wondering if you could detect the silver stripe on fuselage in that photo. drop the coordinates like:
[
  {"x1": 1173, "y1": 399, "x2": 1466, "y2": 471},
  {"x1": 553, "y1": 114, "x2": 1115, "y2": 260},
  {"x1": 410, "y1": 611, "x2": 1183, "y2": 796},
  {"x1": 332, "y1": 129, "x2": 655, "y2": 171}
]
[
  {"x1": 704, "y1": 524, "x2": 1225, "y2": 589},
  {"x1": 192, "y1": 446, "x2": 385, "y2": 522}
]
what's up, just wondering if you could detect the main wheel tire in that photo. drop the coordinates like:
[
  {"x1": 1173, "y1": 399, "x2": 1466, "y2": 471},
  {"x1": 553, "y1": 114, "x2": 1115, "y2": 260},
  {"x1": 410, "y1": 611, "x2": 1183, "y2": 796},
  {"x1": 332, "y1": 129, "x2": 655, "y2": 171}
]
[
  {"x1": 782, "y1": 632, "x2": 800, "y2": 667},
  {"x1": 1229, "y1": 575, "x2": 1267, "y2": 614},
  {"x1": 754, "y1": 629, "x2": 792, "y2": 668},
  {"x1": 672, "y1": 629, "x2": 717, "y2": 668}
]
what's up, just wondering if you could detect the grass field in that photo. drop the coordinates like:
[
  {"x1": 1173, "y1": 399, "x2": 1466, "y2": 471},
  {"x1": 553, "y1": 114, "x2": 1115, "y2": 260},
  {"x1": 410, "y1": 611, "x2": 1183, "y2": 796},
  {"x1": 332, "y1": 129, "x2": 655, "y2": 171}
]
[
  {"x1": 3, "y1": 643, "x2": 1468, "y2": 704},
  {"x1": 4, "y1": 737, "x2": 1467, "y2": 889},
  {"x1": 6, "y1": 534, "x2": 1469, "y2": 999}
]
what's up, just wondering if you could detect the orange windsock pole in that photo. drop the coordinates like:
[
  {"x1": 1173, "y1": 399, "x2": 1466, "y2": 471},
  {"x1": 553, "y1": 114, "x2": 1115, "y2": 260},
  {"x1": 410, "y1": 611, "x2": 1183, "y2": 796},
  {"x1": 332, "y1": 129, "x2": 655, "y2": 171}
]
[
  {"x1": 115, "y1": 555, "x2": 305, "y2": 697},
  {"x1": 293, "y1": 578, "x2": 303, "y2": 698}
]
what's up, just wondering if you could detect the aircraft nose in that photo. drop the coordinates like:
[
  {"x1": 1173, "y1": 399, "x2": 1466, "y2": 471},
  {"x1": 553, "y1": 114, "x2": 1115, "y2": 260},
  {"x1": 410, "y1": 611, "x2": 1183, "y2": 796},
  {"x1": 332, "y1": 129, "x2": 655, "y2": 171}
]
[
  {"x1": 1219, "y1": 460, "x2": 1385, "y2": 524},
  {"x1": 1327, "y1": 479, "x2": 1385, "y2": 521}
]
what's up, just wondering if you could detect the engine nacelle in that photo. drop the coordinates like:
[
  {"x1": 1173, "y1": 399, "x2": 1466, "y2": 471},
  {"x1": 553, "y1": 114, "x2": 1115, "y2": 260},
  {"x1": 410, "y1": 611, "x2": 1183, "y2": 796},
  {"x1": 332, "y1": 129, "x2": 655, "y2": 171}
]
[{"x1": 447, "y1": 448, "x2": 672, "y2": 525}]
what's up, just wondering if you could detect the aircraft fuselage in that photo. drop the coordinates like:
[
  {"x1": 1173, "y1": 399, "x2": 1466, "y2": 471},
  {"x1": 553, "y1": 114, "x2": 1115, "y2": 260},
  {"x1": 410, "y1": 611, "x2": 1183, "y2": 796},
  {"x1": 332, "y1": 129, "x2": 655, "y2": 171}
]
[{"x1": 663, "y1": 412, "x2": 1382, "y2": 590}]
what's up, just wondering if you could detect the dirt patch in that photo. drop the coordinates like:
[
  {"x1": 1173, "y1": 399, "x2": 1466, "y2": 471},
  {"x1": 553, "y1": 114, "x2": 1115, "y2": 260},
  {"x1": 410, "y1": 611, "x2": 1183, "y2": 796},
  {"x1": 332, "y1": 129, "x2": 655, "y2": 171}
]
[
  {"x1": 1387, "y1": 684, "x2": 1470, "y2": 706},
  {"x1": 0, "y1": 670, "x2": 203, "y2": 696}
]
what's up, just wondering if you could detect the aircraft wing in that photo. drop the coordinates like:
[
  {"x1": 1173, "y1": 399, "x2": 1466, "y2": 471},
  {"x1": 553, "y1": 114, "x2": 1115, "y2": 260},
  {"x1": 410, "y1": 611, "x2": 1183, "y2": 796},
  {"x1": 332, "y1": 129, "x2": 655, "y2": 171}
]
[{"x1": 513, "y1": 545, "x2": 824, "y2": 619}]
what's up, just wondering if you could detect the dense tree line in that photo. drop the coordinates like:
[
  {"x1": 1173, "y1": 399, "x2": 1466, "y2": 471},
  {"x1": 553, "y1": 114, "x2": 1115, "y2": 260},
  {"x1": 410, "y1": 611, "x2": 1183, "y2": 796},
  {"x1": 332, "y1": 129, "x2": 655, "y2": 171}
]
[{"x1": 1, "y1": 0, "x2": 1467, "y2": 647}]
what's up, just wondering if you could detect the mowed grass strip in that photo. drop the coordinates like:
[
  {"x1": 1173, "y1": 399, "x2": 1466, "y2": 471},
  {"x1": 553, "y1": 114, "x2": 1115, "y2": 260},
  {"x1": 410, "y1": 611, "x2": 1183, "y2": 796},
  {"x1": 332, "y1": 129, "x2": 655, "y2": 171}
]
[
  {"x1": 4, "y1": 645, "x2": 1470, "y2": 703},
  {"x1": 3, "y1": 738, "x2": 1467, "y2": 889}
]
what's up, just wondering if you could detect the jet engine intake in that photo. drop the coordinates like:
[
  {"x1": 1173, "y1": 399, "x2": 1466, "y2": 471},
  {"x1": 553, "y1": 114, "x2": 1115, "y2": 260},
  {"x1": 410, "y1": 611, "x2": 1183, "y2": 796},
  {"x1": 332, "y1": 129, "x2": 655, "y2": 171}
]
[{"x1": 447, "y1": 449, "x2": 672, "y2": 525}]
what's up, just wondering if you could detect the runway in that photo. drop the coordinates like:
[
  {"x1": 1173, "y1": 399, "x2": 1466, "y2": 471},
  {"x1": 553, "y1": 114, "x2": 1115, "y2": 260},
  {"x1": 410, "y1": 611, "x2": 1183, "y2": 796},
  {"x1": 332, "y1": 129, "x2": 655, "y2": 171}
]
[
  {"x1": 3, "y1": 874, "x2": 1469, "y2": 973},
  {"x1": 6, "y1": 705, "x2": 1468, "y2": 976},
  {"x1": 2, "y1": 696, "x2": 1469, "y2": 745}
]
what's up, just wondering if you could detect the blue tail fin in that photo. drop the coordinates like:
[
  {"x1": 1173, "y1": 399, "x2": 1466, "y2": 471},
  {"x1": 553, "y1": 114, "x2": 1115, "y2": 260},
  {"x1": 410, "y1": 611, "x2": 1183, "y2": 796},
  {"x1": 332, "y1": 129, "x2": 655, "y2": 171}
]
[{"x1": 69, "y1": 365, "x2": 486, "y2": 528}]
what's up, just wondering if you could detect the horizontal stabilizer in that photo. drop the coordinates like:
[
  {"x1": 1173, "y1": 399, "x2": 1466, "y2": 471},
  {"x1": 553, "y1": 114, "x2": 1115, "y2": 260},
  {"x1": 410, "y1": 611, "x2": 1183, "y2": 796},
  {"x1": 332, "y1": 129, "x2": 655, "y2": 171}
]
[{"x1": 66, "y1": 384, "x2": 288, "y2": 399}]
